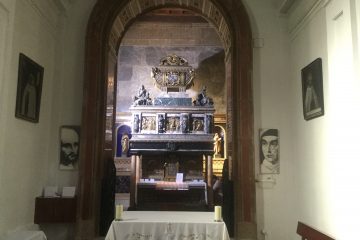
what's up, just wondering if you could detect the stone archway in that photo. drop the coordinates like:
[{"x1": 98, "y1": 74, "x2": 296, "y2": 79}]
[{"x1": 79, "y1": 0, "x2": 255, "y2": 239}]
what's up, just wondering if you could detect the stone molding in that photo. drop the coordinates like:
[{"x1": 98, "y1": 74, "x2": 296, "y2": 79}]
[
  {"x1": 289, "y1": 0, "x2": 332, "y2": 40},
  {"x1": 25, "y1": 0, "x2": 73, "y2": 37}
]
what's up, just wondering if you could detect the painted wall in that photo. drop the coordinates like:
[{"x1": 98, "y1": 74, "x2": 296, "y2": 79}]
[
  {"x1": 289, "y1": 0, "x2": 360, "y2": 239},
  {"x1": 0, "y1": 0, "x2": 297, "y2": 238},
  {"x1": 248, "y1": 0, "x2": 360, "y2": 239},
  {"x1": 242, "y1": 0, "x2": 296, "y2": 239},
  {"x1": 289, "y1": 3, "x2": 330, "y2": 240},
  {"x1": 44, "y1": 0, "x2": 96, "y2": 190},
  {"x1": 2, "y1": 0, "x2": 360, "y2": 239},
  {"x1": 0, "y1": 0, "x2": 95, "y2": 237},
  {"x1": 0, "y1": 0, "x2": 58, "y2": 234}
]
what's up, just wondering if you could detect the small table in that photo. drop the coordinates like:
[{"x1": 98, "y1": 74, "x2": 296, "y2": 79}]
[
  {"x1": 105, "y1": 211, "x2": 230, "y2": 240},
  {"x1": 34, "y1": 197, "x2": 77, "y2": 223}
]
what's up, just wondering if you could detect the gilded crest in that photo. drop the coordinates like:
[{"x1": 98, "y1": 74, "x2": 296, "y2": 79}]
[{"x1": 151, "y1": 54, "x2": 195, "y2": 92}]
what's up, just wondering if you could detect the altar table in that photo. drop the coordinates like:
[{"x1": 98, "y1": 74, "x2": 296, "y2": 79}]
[
  {"x1": 4, "y1": 230, "x2": 47, "y2": 240},
  {"x1": 105, "y1": 211, "x2": 230, "y2": 240}
]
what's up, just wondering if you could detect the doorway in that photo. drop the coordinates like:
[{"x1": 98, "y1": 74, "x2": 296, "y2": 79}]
[{"x1": 79, "y1": 0, "x2": 255, "y2": 239}]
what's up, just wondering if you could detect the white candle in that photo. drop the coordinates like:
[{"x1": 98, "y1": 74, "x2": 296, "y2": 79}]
[
  {"x1": 115, "y1": 204, "x2": 123, "y2": 220},
  {"x1": 214, "y1": 205, "x2": 222, "y2": 221}
]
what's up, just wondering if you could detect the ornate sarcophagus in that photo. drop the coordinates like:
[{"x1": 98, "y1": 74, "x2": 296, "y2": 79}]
[
  {"x1": 128, "y1": 54, "x2": 216, "y2": 210},
  {"x1": 129, "y1": 54, "x2": 215, "y2": 155}
]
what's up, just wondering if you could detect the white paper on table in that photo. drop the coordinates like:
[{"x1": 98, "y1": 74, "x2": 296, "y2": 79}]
[
  {"x1": 176, "y1": 173, "x2": 183, "y2": 183},
  {"x1": 62, "y1": 186, "x2": 76, "y2": 197},
  {"x1": 43, "y1": 186, "x2": 58, "y2": 197}
]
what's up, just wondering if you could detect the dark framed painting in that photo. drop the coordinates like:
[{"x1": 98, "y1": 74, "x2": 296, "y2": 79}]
[
  {"x1": 60, "y1": 126, "x2": 80, "y2": 170},
  {"x1": 15, "y1": 53, "x2": 44, "y2": 123},
  {"x1": 301, "y1": 58, "x2": 324, "y2": 121}
]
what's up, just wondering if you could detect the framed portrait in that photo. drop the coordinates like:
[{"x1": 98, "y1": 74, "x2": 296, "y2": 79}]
[
  {"x1": 301, "y1": 58, "x2": 324, "y2": 121},
  {"x1": 60, "y1": 126, "x2": 80, "y2": 170},
  {"x1": 259, "y1": 129, "x2": 279, "y2": 174},
  {"x1": 15, "y1": 53, "x2": 44, "y2": 123}
]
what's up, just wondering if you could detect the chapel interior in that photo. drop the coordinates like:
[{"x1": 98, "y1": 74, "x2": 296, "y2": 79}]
[{"x1": 0, "y1": 0, "x2": 359, "y2": 240}]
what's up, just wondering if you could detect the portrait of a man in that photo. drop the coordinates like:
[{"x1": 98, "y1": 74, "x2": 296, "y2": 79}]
[
  {"x1": 260, "y1": 129, "x2": 279, "y2": 174},
  {"x1": 15, "y1": 53, "x2": 43, "y2": 123},
  {"x1": 60, "y1": 126, "x2": 80, "y2": 170},
  {"x1": 301, "y1": 58, "x2": 324, "y2": 120}
]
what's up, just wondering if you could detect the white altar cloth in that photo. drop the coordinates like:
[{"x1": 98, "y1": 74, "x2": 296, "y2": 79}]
[
  {"x1": 105, "y1": 211, "x2": 230, "y2": 240},
  {"x1": 2, "y1": 230, "x2": 47, "y2": 240}
]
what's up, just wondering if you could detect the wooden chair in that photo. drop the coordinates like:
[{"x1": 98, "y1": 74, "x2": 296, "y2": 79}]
[{"x1": 297, "y1": 221, "x2": 335, "y2": 240}]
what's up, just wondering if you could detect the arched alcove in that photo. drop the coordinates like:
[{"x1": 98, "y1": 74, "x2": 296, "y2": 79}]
[{"x1": 79, "y1": 0, "x2": 255, "y2": 238}]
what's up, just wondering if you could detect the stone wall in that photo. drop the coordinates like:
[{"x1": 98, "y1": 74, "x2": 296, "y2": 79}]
[{"x1": 116, "y1": 21, "x2": 225, "y2": 114}]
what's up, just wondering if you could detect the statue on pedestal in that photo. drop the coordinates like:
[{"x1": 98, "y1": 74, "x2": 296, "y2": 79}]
[
  {"x1": 133, "y1": 115, "x2": 140, "y2": 133},
  {"x1": 180, "y1": 114, "x2": 189, "y2": 133},
  {"x1": 193, "y1": 86, "x2": 214, "y2": 106},
  {"x1": 121, "y1": 133, "x2": 129, "y2": 156},
  {"x1": 213, "y1": 133, "x2": 222, "y2": 157},
  {"x1": 158, "y1": 114, "x2": 165, "y2": 133},
  {"x1": 133, "y1": 85, "x2": 152, "y2": 106}
]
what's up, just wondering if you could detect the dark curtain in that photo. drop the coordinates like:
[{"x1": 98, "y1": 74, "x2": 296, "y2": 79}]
[
  {"x1": 222, "y1": 158, "x2": 234, "y2": 237},
  {"x1": 99, "y1": 158, "x2": 116, "y2": 236}
]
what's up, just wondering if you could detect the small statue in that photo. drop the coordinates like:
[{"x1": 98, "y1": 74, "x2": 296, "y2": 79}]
[
  {"x1": 158, "y1": 114, "x2": 165, "y2": 133},
  {"x1": 121, "y1": 133, "x2": 129, "y2": 156},
  {"x1": 180, "y1": 115, "x2": 189, "y2": 133},
  {"x1": 133, "y1": 85, "x2": 152, "y2": 106},
  {"x1": 193, "y1": 86, "x2": 214, "y2": 106},
  {"x1": 213, "y1": 133, "x2": 222, "y2": 156},
  {"x1": 133, "y1": 115, "x2": 140, "y2": 133}
]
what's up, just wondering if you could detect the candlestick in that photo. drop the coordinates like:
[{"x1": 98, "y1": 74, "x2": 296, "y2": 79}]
[
  {"x1": 115, "y1": 204, "x2": 123, "y2": 221},
  {"x1": 214, "y1": 205, "x2": 222, "y2": 222}
]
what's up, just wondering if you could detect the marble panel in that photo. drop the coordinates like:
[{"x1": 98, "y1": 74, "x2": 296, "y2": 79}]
[{"x1": 154, "y1": 97, "x2": 193, "y2": 106}]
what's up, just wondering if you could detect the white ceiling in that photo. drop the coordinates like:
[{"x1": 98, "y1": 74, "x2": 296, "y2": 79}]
[
  {"x1": 271, "y1": 0, "x2": 285, "y2": 8},
  {"x1": 271, "y1": 0, "x2": 298, "y2": 14}
]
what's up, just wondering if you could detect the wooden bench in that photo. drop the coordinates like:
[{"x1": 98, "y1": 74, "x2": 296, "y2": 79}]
[{"x1": 297, "y1": 221, "x2": 335, "y2": 240}]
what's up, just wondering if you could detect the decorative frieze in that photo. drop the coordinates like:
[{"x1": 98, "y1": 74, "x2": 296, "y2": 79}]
[
  {"x1": 151, "y1": 54, "x2": 195, "y2": 92},
  {"x1": 130, "y1": 109, "x2": 214, "y2": 135}
]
